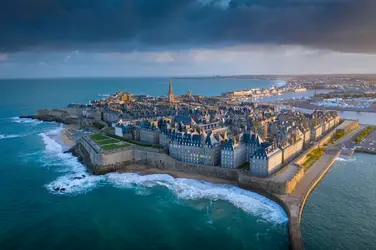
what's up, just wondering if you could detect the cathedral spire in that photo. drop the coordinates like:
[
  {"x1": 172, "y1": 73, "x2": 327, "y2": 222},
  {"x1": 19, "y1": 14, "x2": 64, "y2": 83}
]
[{"x1": 168, "y1": 80, "x2": 174, "y2": 103}]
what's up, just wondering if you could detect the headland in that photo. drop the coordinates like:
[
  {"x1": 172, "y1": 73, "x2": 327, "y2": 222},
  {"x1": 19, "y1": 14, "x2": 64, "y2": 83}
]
[{"x1": 22, "y1": 79, "x2": 365, "y2": 249}]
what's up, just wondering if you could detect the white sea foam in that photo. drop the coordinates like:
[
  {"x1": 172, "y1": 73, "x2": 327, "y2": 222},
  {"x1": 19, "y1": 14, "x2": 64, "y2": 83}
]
[
  {"x1": 40, "y1": 127, "x2": 103, "y2": 195},
  {"x1": 0, "y1": 134, "x2": 22, "y2": 139},
  {"x1": 106, "y1": 172, "x2": 288, "y2": 224},
  {"x1": 98, "y1": 94, "x2": 110, "y2": 97},
  {"x1": 39, "y1": 127, "x2": 288, "y2": 223},
  {"x1": 336, "y1": 157, "x2": 356, "y2": 162},
  {"x1": 10, "y1": 117, "x2": 44, "y2": 125}
]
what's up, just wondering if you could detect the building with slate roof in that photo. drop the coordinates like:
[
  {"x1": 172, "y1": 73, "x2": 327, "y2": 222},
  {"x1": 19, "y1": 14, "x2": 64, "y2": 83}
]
[
  {"x1": 250, "y1": 143, "x2": 283, "y2": 177},
  {"x1": 169, "y1": 132, "x2": 221, "y2": 166},
  {"x1": 221, "y1": 135, "x2": 247, "y2": 169},
  {"x1": 135, "y1": 119, "x2": 160, "y2": 144}
]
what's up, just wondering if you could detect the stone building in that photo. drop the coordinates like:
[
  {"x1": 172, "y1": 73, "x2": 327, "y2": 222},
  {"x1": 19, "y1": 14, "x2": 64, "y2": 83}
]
[
  {"x1": 279, "y1": 137, "x2": 304, "y2": 164},
  {"x1": 221, "y1": 135, "x2": 247, "y2": 169},
  {"x1": 103, "y1": 109, "x2": 122, "y2": 123},
  {"x1": 250, "y1": 143, "x2": 283, "y2": 177},
  {"x1": 137, "y1": 120, "x2": 160, "y2": 144},
  {"x1": 169, "y1": 132, "x2": 221, "y2": 166}
]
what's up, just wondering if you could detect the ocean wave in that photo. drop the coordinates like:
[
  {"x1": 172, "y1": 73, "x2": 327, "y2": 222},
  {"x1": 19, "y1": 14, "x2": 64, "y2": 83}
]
[
  {"x1": 106, "y1": 173, "x2": 288, "y2": 224},
  {"x1": 10, "y1": 117, "x2": 44, "y2": 125},
  {"x1": 40, "y1": 127, "x2": 288, "y2": 223},
  {"x1": 98, "y1": 94, "x2": 110, "y2": 97},
  {"x1": 0, "y1": 134, "x2": 22, "y2": 139},
  {"x1": 40, "y1": 127, "x2": 103, "y2": 195},
  {"x1": 45, "y1": 173, "x2": 103, "y2": 195}
]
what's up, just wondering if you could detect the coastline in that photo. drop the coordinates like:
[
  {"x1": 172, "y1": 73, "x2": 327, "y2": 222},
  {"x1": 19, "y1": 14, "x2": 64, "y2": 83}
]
[
  {"x1": 60, "y1": 127, "x2": 76, "y2": 148},
  {"x1": 118, "y1": 164, "x2": 237, "y2": 185},
  {"x1": 289, "y1": 101, "x2": 376, "y2": 113}
]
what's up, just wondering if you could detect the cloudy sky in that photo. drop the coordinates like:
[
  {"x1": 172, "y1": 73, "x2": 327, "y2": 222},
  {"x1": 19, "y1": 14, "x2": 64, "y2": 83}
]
[{"x1": 1, "y1": 0, "x2": 376, "y2": 78}]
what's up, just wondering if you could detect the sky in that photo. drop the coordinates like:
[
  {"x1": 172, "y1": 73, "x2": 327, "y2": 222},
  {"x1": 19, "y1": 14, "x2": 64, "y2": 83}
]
[{"x1": 1, "y1": 0, "x2": 376, "y2": 78}]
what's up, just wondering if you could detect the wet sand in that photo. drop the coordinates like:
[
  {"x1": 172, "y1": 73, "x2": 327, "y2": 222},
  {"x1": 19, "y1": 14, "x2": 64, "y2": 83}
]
[
  {"x1": 119, "y1": 164, "x2": 236, "y2": 185},
  {"x1": 60, "y1": 127, "x2": 76, "y2": 147}
]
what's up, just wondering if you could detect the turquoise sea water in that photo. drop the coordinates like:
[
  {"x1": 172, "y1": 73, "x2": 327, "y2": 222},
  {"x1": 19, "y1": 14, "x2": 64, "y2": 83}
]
[{"x1": 0, "y1": 78, "x2": 288, "y2": 250}]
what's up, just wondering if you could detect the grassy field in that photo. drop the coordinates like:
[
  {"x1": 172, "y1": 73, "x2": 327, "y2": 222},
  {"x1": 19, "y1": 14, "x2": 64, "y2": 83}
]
[
  {"x1": 90, "y1": 134, "x2": 108, "y2": 141},
  {"x1": 90, "y1": 133, "x2": 130, "y2": 151},
  {"x1": 95, "y1": 138, "x2": 119, "y2": 146},
  {"x1": 106, "y1": 134, "x2": 163, "y2": 149}
]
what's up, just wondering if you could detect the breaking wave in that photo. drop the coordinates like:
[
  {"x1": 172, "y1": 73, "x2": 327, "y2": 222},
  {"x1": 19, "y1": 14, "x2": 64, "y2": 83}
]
[
  {"x1": 10, "y1": 117, "x2": 44, "y2": 125},
  {"x1": 39, "y1": 127, "x2": 288, "y2": 224},
  {"x1": 0, "y1": 134, "x2": 22, "y2": 140},
  {"x1": 106, "y1": 173, "x2": 288, "y2": 224},
  {"x1": 40, "y1": 127, "x2": 103, "y2": 195},
  {"x1": 98, "y1": 94, "x2": 110, "y2": 98}
]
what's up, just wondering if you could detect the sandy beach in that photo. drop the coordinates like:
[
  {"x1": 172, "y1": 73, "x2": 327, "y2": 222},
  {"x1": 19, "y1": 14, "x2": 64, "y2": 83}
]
[
  {"x1": 60, "y1": 127, "x2": 76, "y2": 147},
  {"x1": 119, "y1": 164, "x2": 236, "y2": 185}
]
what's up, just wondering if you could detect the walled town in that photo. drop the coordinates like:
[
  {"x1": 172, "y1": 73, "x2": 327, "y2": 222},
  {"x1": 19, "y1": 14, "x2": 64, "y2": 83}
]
[
  {"x1": 60, "y1": 80, "x2": 341, "y2": 177},
  {"x1": 23, "y1": 80, "x2": 363, "y2": 249}
]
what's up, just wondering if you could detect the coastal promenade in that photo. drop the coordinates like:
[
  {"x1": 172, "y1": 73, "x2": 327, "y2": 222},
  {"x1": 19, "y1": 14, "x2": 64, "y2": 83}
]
[{"x1": 279, "y1": 124, "x2": 363, "y2": 250}]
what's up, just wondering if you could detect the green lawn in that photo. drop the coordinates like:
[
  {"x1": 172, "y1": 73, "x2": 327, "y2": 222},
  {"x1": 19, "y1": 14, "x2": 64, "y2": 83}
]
[
  {"x1": 90, "y1": 133, "x2": 131, "y2": 151},
  {"x1": 90, "y1": 134, "x2": 108, "y2": 141},
  {"x1": 106, "y1": 134, "x2": 163, "y2": 149},
  {"x1": 101, "y1": 143, "x2": 130, "y2": 151},
  {"x1": 95, "y1": 138, "x2": 119, "y2": 145}
]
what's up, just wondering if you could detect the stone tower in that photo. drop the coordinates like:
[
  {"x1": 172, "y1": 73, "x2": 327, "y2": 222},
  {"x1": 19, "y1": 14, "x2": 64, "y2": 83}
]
[{"x1": 168, "y1": 80, "x2": 174, "y2": 103}]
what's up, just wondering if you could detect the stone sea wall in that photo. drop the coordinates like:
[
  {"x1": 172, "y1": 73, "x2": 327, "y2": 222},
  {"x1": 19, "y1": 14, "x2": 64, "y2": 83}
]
[{"x1": 77, "y1": 139, "x2": 299, "y2": 195}]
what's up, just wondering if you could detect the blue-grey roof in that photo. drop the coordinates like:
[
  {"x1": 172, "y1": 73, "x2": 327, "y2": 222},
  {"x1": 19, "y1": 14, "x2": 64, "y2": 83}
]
[
  {"x1": 222, "y1": 139, "x2": 234, "y2": 151},
  {"x1": 174, "y1": 116, "x2": 195, "y2": 125}
]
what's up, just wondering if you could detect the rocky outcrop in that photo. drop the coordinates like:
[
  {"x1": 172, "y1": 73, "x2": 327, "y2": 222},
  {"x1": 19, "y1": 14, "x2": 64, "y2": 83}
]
[{"x1": 20, "y1": 109, "x2": 80, "y2": 124}]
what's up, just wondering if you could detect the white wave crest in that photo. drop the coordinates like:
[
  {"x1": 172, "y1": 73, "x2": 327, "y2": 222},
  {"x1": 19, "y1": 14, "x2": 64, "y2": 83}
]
[
  {"x1": 98, "y1": 94, "x2": 110, "y2": 97},
  {"x1": 39, "y1": 126, "x2": 288, "y2": 223},
  {"x1": 336, "y1": 157, "x2": 356, "y2": 162},
  {"x1": 40, "y1": 127, "x2": 103, "y2": 195},
  {"x1": 45, "y1": 173, "x2": 103, "y2": 195},
  {"x1": 0, "y1": 134, "x2": 22, "y2": 139},
  {"x1": 10, "y1": 117, "x2": 44, "y2": 125},
  {"x1": 106, "y1": 173, "x2": 288, "y2": 224}
]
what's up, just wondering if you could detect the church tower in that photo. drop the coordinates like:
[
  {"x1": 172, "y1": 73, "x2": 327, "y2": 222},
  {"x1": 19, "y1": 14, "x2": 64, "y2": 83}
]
[{"x1": 168, "y1": 80, "x2": 175, "y2": 103}]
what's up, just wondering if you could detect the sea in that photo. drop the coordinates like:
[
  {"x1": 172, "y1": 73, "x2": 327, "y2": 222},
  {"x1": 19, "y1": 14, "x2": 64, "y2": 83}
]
[
  {"x1": 302, "y1": 153, "x2": 376, "y2": 249},
  {"x1": 0, "y1": 78, "x2": 290, "y2": 250}
]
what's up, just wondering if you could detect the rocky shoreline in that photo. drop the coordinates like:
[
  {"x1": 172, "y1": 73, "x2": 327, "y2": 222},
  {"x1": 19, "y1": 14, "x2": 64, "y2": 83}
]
[{"x1": 20, "y1": 108, "x2": 80, "y2": 124}]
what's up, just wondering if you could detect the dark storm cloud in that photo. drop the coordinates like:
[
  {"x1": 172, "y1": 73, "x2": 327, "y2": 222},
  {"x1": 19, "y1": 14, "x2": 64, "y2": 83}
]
[{"x1": 0, "y1": 0, "x2": 375, "y2": 53}]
